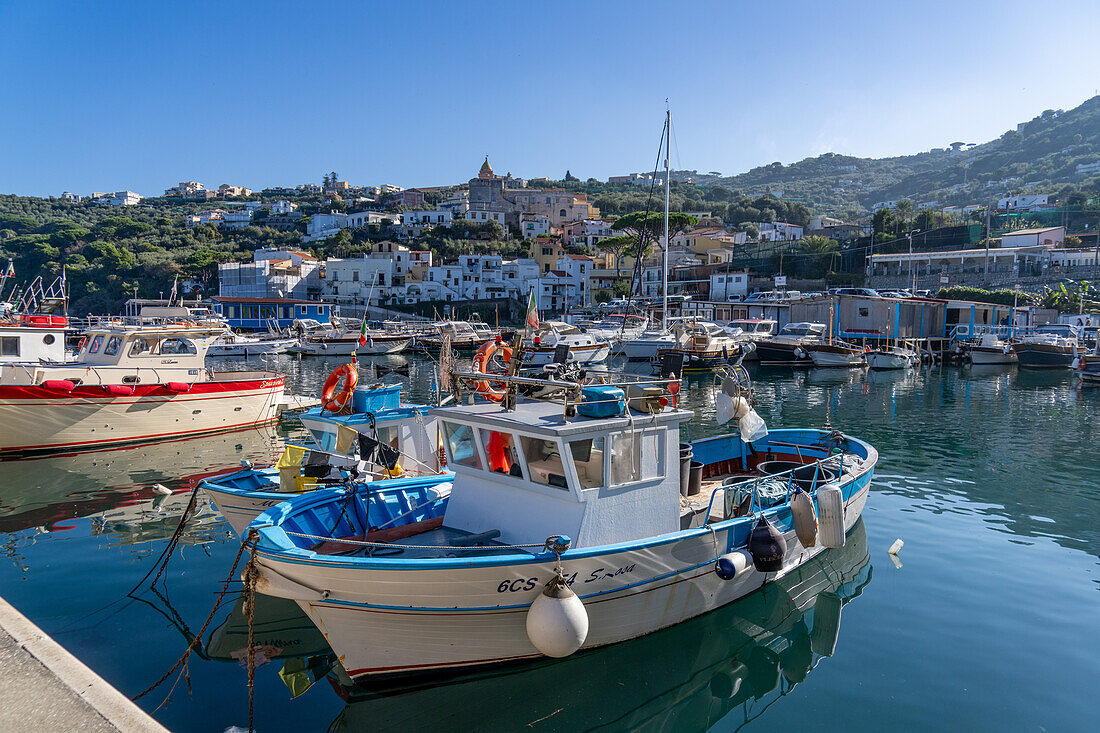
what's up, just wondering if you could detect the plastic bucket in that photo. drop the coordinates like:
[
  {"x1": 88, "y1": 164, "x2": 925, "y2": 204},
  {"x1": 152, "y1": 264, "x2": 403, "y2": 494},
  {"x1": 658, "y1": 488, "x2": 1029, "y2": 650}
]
[
  {"x1": 688, "y1": 461, "x2": 704, "y2": 496},
  {"x1": 679, "y1": 443, "x2": 693, "y2": 497}
]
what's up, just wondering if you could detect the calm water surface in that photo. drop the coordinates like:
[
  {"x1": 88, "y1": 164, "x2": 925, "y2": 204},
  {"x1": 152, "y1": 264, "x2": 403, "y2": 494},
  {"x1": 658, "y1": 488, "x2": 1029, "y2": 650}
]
[{"x1": 0, "y1": 354, "x2": 1097, "y2": 732}]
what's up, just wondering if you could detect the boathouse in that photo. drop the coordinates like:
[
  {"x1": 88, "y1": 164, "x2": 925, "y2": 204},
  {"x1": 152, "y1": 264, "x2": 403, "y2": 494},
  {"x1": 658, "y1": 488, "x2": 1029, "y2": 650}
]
[{"x1": 211, "y1": 297, "x2": 334, "y2": 331}]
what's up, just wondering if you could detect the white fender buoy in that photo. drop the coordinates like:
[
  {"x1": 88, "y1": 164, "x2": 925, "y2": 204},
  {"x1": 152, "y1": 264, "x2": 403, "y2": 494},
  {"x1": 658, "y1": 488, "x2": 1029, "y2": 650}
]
[
  {"x1": 817, "y1": 483, "x2": 845, "y2": 548},
  {"x1": 526, "y1": 572, "x2": 589, "y2": 658},
  {"x1": 790, "y1": 488, "x2": 818, "y2": 548},
  {"x1": 715, "y1": 549, "x2": 753, "y2": 580},
  {"x1": 810, "y1": 590, "x2": 843, "y2": 657},
  {"x1": 152, "y1": 483, "x2": 172, "y2": 496},
  {"x1": 794, "y1": 347, "x2": 805, "y2": 359}
]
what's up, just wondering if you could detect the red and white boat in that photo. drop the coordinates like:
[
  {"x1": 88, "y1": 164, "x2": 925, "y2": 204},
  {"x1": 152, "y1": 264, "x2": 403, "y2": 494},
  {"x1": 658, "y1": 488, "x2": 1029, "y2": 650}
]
[{"x1": 0, "y1": 319, "x2": 284, "y2": 457}]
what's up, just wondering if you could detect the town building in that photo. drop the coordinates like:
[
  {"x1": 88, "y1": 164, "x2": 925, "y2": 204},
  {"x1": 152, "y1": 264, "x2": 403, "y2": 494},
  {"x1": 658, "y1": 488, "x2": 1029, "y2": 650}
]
[
  {"x1": 530, "y1": 235, "x2": 564, "y2": 274},
  {"x1": 220, "y1": 210, "x2": 254, "y2": 230},
  {"x1": 92, "y1": 190, "x2": 143, "y2": 207},
  {"x1": 1000, "y1": 226, "x2": 1065, "y2": 248},
  {"x1": 218, "y1": 184, "x2": 252, "y2": 197},
  {"x1": 468, "y1": 158, "x2": 599, "y2": 227},
  {"x1": 217, "y1": 248, "x2": 322, "y2": 300},
  {"x1": 555, "y1": 254, "x2": 594, "y2": 306},
  {"x1": 60, "y1": 192, "x2": 81, "y2": 202},
  {"x1": 562, "y1": 219, "x2": 613, "y2": 249},
  {"x1": 521, "y1": 214, "x2": 551, "y2": 239},
  {"x1": 211, "y1": 297, "x2": 333, "y2": 331},
  {"x1": 708, "y1": 270, "x2": 750, "y2": 300},
  {"x1": 302, "y1": 212, "x2": 349, "y2": 242},
  {"x1": 186, "y1": 209, "x2": 227, "y2": 227},
  {"x1": 272, "y1": 200, "x2": 297, "y2": 214},
  {"x1": 403, "y1": 210, "x2": 453, "y2": 237},
  {"x1": 463, "y1": 210, "x2": 507, "y2": 228},
  {"x1": 345, "y1": 210, "x2": 396, "y2": 228},
  {"x1": 392, "y1": 189, "x2": 425, "y2": 208},
  {"x1": 758, "y1": 222, "x2": 803, "y2": 241},
  {"x1": 263, "y1": 212, "x2": 303, "y2": 231}
]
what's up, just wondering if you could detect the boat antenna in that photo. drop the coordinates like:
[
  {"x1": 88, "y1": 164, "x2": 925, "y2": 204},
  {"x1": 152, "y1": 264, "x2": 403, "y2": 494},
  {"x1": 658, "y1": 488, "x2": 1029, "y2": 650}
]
[{"x1": 663, "y1": 104, "x2": 671, "y2": 332}]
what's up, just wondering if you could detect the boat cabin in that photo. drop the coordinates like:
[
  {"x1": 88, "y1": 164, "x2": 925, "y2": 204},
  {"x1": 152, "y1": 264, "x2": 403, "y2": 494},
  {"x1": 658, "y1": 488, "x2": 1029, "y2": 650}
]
[
  {"x1": 727, "y1": 319, "x2": 776, "y2": 337},
  {"x1": 0, "y1": 322, "x2": 227, "y2": 386},
  {"x1": 777, "y1": 322, "x2": 826, "y2": 338},
  {"x1": 0, "y1": 317, "x2": 69, "y2": 364},
  {"x1": 433, "y1": 398, "x2": 691, "y2": 549}
]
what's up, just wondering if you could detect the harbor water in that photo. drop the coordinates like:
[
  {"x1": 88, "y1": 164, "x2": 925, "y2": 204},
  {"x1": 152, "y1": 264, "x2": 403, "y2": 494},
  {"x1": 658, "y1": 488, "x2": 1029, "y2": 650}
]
[{"x1": 0, "y1": 354, "x2": 1097, "y2": 731}]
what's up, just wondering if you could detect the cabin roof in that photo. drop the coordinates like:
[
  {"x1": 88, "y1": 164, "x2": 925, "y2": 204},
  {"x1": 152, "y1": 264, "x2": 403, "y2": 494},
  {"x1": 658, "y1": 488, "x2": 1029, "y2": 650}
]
[{"x1": 430, "y1": 398, "x2": 691, "y2": 438}]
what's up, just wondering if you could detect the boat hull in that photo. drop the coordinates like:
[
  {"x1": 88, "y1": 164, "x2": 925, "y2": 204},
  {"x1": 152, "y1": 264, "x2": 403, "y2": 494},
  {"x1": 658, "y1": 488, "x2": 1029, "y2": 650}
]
[
  {"x1": 659, "y1": 349, "x2": 735, "y2": 372},
  {"x1": 209, "y1": 338, "x2": 298, "y2": 357},
  {"x1": 621, "y1": 337, "x2": 673, "y2": 360},
  {"x1": 255, "y1": 468, "x2": 872, "y2": 680},
  {"x1": 866, "y1": 352, "x2": 912, "y2": 370},
  {"x1": 967, "y1": 346, "x2": 1017, "y2": 365},
  {"x1": 0, "y1": 377, "x2": 284, "y2": 456},
  {"x1": 753, "y1": 341, "x2": 812, "y2": 366},
  {"x1": 808, "y1": 348, "x2": 866, "y2": 368},
  {"x1": 298, "y1": 337, "x2": 409, "y2": 356},
  {"x1": 1014, "y1": 343, "x2": 1075, "y2": 369}
]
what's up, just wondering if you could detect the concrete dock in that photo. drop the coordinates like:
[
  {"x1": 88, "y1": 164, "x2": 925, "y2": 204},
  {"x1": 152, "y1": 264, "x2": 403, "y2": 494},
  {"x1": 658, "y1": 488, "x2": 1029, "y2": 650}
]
[{"x1": 0, "y1": 595, "x2": 168, "y2": 732}]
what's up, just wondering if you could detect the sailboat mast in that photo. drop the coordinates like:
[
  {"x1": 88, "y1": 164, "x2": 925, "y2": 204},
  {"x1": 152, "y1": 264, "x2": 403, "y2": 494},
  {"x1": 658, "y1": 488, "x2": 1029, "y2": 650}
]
[{"x1": 662, "y1": 107, "x2": 670, "y2": 331}]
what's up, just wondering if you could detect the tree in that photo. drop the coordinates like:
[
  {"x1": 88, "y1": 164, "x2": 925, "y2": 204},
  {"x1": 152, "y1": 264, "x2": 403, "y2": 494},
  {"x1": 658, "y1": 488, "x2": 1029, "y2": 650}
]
[
  {"x1": 871, "y1": 208, "x2": 894, "y2": 235},
  {"x1": 611, "y1": 211, "x2": 698, "y2": 240},
  {"x1": 915, "y1": 208, "x2": 935, "y2": 231},
  {"x1": 894, "y1": 199, "x2": 915, "y2": 227},
  {"x1": 564, "y1": 170, "x2": 579, "y2": 182},
  {"x1": 738, "y1": 222, "x2": 759, "y2": 241},
  {"x1": 596, "y1": 234, "x2": 649, "y2": 267}
]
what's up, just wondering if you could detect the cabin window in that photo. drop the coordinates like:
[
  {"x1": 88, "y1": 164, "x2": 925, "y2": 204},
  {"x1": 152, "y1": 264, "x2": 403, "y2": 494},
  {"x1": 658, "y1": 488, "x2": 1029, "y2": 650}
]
[
  {"x1": 480, "y1": 429, "x2": 523, "y2": 477},
  {"x1": 0, "y1": 336, "x2": 18, "y2": 356},
  {"x1": 520, "y1": 435, "x2": 568, "y2": 489},
  {"x1": 103, "y1": 337, "x2": 123, "y2": 356},
  {"x1": 42, "y1": 334, "x2": 55, "y2": 345},
  {"x1": 375, "y1": 424, "x2": 400, "y2": 451},
  {"x1": 568, "y1": 436, "x2": 605, "y2": 489},
  {"x1": 442, "y1": 422, "x2": 482, "y2": 470},
  {"x1": 88, "y1": 335, "x2": 103, "y2": 353},
  {"x1": 609, "y1": 430, "x2": 662, "y2": 486},
  {"x1": 129, "y1": 338, "x2": 157, "y2": 356},
  {"x1": 160, "y1": 338, "x2": 197, "y2": 355}
]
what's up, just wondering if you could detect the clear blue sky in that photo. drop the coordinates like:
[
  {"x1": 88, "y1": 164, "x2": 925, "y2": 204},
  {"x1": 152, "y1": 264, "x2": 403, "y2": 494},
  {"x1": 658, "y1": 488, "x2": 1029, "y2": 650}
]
[{"x1": 2, "y1": 0, "x2": 1099, "y2": 197}]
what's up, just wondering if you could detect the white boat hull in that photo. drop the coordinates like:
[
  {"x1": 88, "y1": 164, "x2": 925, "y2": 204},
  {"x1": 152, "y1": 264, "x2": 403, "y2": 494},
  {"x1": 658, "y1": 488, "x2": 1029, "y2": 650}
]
[
  {"x1": 867, "y1": 352, "x2": 914, "y2": 370},
  {"x1": 809, "y1": 350, "x2": 866, "y2": 368},
  {"x1": 256, "y1": 475, "x2": 871, "y2": 680},
  {"x1": 209, "y1": 338, "x2": 298, "y2": 357},
  {"x1": 968, "y1": 347, "x2": 1017, "y2": 365},
  {"x1": 299, "y1": 338, "x2": 409, "y2": 356},
  {"x1": 0, "y1": 378, "x2": 284, "y2": 456},
  {"x1": 207, "y1": 487, "x2": 285, "y2": 536},
  {"x1": 621, "y1": 337, "x2": 674, "y2": 360}
]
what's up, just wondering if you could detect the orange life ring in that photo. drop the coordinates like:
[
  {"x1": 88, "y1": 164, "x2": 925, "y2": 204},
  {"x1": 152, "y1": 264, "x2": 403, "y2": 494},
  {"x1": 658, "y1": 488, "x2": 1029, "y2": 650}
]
[
  {"x1": 469, "y1": 340, "x2": 512, "y2": 403},
  {"x1": 322, "y1": 363, "x2": 358, "y2": 412}
]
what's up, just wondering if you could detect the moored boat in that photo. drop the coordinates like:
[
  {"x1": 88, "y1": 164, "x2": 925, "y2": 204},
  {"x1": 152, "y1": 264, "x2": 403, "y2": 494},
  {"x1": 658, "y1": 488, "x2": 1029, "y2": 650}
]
[
  {"x1": 1013, "y1": 325, "x2": 1078, "y2": 369},
  {"x1": 209, "y1": 331, "x2": 299, "y2": 357},
  {"x1": 866, "y1": 345, "x2": 920, "y2": 370},
  {"x1": 295, "y1": 328, "x2": 409, "y2": 356},
  {"x1": 522, "y1": 321, "x2": 610, "y2": 366},
  {"x1": 657, "y1": 321, "x2": 742, "y2": 373},
  {"x1": 247, "y1": 367, "x2": 877, "y2": 682},
  {"x1": 753, "y1": 323, "x2": 826, "y2": 366},
  {"x1": 806, "y1": 341, "x2": 867, "y2": 369},
  {"x1": 964, "y1": 333, "x2": 1017, "y2": 365},
  {"x1": 0, "y1": 319, "x2": 283, "y2": 457}
]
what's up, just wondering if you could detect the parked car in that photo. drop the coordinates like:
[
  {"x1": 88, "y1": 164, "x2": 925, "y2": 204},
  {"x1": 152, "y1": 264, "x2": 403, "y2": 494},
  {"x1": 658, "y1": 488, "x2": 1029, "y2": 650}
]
[{"x1": 829, "y1": 287, "x2": 881, "y2": 297}]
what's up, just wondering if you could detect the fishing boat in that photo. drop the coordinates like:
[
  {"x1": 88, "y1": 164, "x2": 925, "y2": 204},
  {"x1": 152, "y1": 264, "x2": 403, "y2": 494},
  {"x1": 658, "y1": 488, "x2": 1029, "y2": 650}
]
[
  {"x1": 522, "y1": 321, "x2": 611, "y2": 366},
  {"x1": 208, "y1": 331, "x2": 299, "y2": 357},
  {"x1": 1013, "y1": 325, "x2": 1079, "y2": 369},
  {"x1": 805, "y1": 341, "x2": 867, "y2": 369},
  {"x1": 866, "y1": 345, "x2": 920, "y2": 370},
  {"x1": 0, "y1": 319, "x2": 284, "y2": 457},
  {"x1": 656, "y1": 321, "x2": 742, "y2": 373},
  {"x1": 204, "y1": 377, "x2": 443, "y2": 536},
  {"x1": 247, "y1": 364, "x2": 877, "y2": 681},
  {"x1": 753, "y1": 323, "x2": 826, "y2": 366},
  {"x1": 964, "y1": 333, "x2": 1017, "y2": 366},
  {"x1": 295, "y1": 327, "x2": 409, "y2": 356}
]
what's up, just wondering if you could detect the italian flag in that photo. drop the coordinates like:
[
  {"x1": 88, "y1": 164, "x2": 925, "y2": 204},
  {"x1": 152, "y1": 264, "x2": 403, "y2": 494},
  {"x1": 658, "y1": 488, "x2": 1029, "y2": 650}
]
[
  {"x1": 358, "y1": 313, "x2": 369, "y2": 347},
  {"x1": 525, "y1": 287, "x2": 539, "y2": 332}
]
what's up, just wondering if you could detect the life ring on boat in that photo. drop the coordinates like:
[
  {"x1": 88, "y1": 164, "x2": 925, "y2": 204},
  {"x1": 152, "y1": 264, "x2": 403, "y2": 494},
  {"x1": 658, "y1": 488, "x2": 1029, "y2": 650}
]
[
  {"x1": 468, "y1": 340, "x2": 512, "y2": 403},
  {"x1": 77, "y1": 337, "x2": 87, "y2": 351},
  {"x1": 321, "y1": 363, "x2": 358, "y2": 412}
]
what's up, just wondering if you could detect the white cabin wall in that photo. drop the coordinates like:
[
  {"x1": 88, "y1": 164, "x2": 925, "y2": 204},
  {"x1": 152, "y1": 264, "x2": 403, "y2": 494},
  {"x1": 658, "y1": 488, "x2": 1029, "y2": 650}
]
[{"x1": 442, "y1": 470, "x2": 587, "y2": 546}]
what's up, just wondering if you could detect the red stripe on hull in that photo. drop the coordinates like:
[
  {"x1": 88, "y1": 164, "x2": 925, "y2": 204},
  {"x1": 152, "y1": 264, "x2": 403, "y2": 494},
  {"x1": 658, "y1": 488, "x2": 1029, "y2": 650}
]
[{"x1": 0, "y1": 377, "x2": 284, "y2": 401}]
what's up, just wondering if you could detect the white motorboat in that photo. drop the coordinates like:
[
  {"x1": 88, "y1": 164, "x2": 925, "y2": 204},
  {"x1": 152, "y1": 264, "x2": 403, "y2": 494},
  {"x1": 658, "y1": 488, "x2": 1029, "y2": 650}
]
[
  {"x1": 723, "y1": 319, "x2": 777, "y2": 362},
  {"x1": 965, "y1": 333, "x2": 1018, "y2": 365},
  {"x1": 753, "y1": 323, "x2": 827, "y2": 366},
  {"x1": 295, "y1": 328, "x2": 409, "y2": 355},
  {"x1": 866, "y1": 345, "x2": 920, "y2": 370},
  {"x1": 414, "y1": 321, "x2": 498, "y2": 352},
  {"x1": 619, "y1": 317, "x2": 695, "y2": 360},
  {"x1": 523, "y1": 322, "x2": 610, "y2": 366},
  {"x1": 805, "y1": 341, "x2": 867, "y2": 368},
  {"x1": 0, "y1": 319, "x2": 284, "y2": 456},
  {"x1": 208, "y1": 331, "x2": 298, "y2": 357},
  {"x1": 248, "y1": 365, "x2": 878, "y2": 681}
]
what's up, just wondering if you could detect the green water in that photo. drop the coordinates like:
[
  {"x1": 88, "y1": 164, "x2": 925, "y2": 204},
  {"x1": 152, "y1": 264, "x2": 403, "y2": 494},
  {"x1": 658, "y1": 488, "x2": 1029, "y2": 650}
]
[{"x1": 0, "y1": 355, "x2": 1097, "y2": 732}]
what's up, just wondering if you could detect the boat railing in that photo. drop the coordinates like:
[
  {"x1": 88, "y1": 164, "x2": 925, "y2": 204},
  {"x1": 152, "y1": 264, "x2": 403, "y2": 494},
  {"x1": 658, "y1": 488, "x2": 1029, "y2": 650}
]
[
  {"x1": 451, "y1": 368, "x2": 682, "y2": 413},
  {"x1": 705, "y1": 448, "x2": 845, "y2": 523}
]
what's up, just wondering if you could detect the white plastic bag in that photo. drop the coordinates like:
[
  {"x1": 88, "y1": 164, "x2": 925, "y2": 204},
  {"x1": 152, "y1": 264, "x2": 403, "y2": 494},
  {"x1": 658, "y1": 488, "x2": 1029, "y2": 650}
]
[
  {"x1": 739, "y1": 408, "x2": 768, "y2": 442},
  {"x1": 715, "y1": 391, "x2": 735, "y2": 425}
]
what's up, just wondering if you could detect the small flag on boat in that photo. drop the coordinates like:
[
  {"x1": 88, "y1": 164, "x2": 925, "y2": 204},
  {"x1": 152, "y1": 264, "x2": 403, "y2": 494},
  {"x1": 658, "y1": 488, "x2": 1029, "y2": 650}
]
[
  {"x1": 525, "y1": 286, "x2": 539, "y2": 332},
  {"x1": 358, "y1": 312, "x2": 369, "y2": 347}
]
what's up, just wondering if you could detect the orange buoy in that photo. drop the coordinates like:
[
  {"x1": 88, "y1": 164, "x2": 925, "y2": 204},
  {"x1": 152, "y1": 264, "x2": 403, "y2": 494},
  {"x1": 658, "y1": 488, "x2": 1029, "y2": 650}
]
[
  {"x1": 322, "y1": 363, "x2": 358, "y2": 412},
  {"x1": 468, "y1": 340, "x2": 512, "y2": 403}
]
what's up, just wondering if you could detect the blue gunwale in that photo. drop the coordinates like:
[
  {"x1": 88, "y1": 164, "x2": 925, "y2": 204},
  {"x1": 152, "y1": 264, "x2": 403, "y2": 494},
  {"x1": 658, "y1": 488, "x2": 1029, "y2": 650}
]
[
  {"x1": 202, "y1": 470, "x2": 454, "y2": 503},
  {"x1": 250, "y1": 428, "x2": 876, "y2": 573}
]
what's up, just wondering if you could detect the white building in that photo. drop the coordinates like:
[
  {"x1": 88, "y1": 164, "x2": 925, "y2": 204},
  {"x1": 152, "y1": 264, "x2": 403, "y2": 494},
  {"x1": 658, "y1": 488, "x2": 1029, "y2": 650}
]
[
  {"x1": 521, "y1": 214, "x2": 551, "y2": 239},
  {"x1": 325, "y1": 256, "x2": 398, "y2": 314},
  {"x1": 464, "y1": 210, "x2": 508, "y2": 228},
  {"x1": 533, "y1": 272, "x2": 570, "y2": 313},
  {"x1": 220, "y1": 210, "x2": 254, "y2": 230},
  {"x1": 437, "y1": 190, "x2": 469, "y2": 216},
  {"x1": 380, "y1": 184, "x2": 404, "y2": 195},
  {"x1": 302, "y1": 212, "x2": 349, "y2": 243},
  {"x1": 186, "y1": 209, "x2": 227, "y2": 227},
  {"x1": 998, "y1": 194, "x2": 1049, "y2": 212},
  {"x1": 403, "y1": 210, "x2": 453, "y2": 237},
  {"x1": 709, "y1": 271, "x2": 749, "y2": 300},
  {"x1": 94, "y1": 190, "x2": 142, "y2": 207},
  {"x1": 218, "y1": 249, "x2": 322, "y2": 300},
  {"x1": 758, "y1": 222, "x2": 803, "y2": 241},
  {"x1": 555, "y1": 254, "x2": 594, "y2": 307},
  {"x1": 871, "y1": 200, "x2": 899, "y2": 212},
  {"x1": 564, "y1": 219, "x2": 613, "y2": 249},
  {"x1": 60, "y1": 192, "x2": 81, "y2": 202},
  {"x1": 1000, "y1": 226, "x2": 1064, "y2": 248},
  {"x1": 272, "y1": 200, "x2": 298, "y2": 215},
  {"x1": 345, "y1": 210, "x2": 396, "y2": 228}
]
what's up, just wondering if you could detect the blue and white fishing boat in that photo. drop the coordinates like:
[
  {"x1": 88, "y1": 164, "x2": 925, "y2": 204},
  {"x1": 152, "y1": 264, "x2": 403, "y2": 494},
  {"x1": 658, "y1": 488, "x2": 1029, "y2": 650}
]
[
  {"x1": 246, "y1": 366, "x2": 878, "y2": 681},
  {"x1": 202, "y1": 376, "x2": 443, "y2": 536}
]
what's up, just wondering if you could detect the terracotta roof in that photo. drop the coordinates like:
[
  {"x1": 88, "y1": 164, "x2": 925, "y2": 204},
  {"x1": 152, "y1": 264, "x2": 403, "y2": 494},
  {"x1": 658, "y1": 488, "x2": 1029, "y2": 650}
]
[{"x1": 566, "y1": 254, "x2": 593, "y2": 260}]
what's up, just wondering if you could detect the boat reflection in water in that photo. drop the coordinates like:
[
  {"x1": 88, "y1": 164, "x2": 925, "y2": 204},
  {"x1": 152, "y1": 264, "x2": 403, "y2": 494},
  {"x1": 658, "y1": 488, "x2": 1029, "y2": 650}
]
[
  {"x1": 321, "y1": 519, "x2": 872, "y2": 732},
  {"x1": 0, "y1": 427, "x2": 282, "y2": 537}
]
